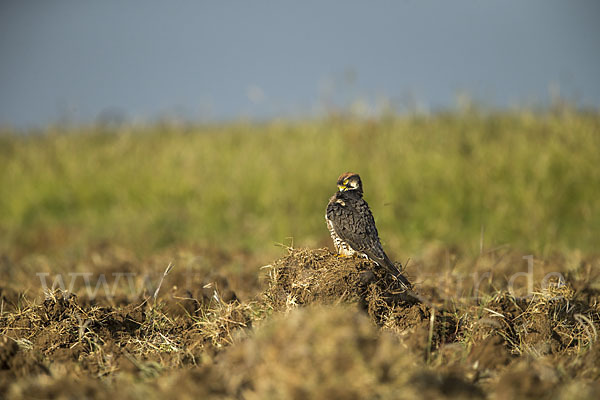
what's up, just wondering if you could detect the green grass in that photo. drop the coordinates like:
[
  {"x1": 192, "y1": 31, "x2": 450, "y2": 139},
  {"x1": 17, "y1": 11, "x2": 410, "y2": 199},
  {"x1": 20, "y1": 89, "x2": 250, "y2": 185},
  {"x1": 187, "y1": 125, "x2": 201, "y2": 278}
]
[{"x1": 1, "y1": 108, "x2": 599, "y2": 258}]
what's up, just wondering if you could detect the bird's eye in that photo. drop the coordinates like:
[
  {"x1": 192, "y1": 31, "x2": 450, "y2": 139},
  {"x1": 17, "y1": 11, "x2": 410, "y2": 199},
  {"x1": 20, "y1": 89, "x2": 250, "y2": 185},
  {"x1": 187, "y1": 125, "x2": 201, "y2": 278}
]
[{"x1": 343, "y1": 179, "x2": 349, "y2": 185}]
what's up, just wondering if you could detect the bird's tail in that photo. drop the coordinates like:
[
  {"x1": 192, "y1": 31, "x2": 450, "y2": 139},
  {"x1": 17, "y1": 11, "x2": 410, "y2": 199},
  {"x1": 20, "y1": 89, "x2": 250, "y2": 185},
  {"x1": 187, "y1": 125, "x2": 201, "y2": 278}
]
[
  {"x1": 380, "y1": 253, "x2": 412, "y2": 289},
  {"x1": 367, "y1": 251, "x2": 430, "y2": 305}
]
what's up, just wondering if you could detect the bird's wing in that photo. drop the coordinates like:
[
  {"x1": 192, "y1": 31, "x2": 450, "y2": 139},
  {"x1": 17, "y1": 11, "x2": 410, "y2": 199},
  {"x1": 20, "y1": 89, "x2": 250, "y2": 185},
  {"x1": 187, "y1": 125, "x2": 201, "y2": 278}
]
[
  {"x1": 327, "y1": 194, "x2": 403, "y2": 276},
  {"x1": 327, "y1": 196, "x2": 381, "y2": 252},
  {"x1": 326, "y1": 194, "x2": 411, "y2": 287}
]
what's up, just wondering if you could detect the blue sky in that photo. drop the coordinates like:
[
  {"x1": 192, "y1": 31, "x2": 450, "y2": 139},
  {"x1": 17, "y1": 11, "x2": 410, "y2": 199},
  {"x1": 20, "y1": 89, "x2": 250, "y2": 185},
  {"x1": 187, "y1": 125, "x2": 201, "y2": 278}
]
[{"x1": 1, "y1": 0, "x2": 599, "y2": 128}]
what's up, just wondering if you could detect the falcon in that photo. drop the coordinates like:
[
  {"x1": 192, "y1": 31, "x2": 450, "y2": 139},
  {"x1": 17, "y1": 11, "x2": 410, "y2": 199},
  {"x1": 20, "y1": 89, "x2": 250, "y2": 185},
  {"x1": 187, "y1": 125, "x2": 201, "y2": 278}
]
[{"x1": 326, "y1": 172, "x2": 410, "y2": 287}]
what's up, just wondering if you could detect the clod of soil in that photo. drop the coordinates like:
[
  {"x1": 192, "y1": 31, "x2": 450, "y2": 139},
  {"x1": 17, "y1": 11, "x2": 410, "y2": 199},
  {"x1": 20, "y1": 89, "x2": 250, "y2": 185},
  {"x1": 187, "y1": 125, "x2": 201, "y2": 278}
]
[{"x1": 0, "y1": 336, "x2": 19, "y2": 370}]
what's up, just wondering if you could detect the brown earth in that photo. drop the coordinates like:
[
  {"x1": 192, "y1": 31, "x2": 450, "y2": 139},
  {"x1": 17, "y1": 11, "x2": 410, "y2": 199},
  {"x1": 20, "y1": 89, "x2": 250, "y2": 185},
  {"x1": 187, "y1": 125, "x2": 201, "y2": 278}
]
[{"x1": 1, "y1": 247, "x2": 599, "y2": 399}]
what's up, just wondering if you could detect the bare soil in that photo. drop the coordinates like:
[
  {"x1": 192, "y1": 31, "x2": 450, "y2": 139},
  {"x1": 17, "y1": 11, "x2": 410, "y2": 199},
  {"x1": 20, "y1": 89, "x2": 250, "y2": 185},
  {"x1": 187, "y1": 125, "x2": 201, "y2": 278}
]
[{"x1": 1, "y1": 247, "x2": 599, "y2": 399}]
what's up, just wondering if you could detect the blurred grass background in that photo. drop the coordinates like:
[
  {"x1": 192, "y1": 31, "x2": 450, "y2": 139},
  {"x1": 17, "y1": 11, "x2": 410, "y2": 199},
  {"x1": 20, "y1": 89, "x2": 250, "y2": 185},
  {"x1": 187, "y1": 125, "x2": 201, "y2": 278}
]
[{"x1": 1, "y1": 108, "x2": 599, "y2": 261}]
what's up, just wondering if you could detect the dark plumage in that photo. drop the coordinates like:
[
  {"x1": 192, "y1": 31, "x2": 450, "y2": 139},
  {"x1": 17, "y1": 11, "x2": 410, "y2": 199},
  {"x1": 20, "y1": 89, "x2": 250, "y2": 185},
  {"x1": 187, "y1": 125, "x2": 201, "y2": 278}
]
[{"x1": 326, "y1": 172, "x2": 411, "y2": 287}]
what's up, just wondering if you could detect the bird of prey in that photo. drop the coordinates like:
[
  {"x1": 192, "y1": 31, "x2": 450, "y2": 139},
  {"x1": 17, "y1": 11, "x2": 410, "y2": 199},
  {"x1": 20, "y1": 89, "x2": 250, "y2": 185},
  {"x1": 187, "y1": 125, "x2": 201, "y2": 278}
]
[{"x1": 326, "y1": 172, "x2": 411, "y2": 287}]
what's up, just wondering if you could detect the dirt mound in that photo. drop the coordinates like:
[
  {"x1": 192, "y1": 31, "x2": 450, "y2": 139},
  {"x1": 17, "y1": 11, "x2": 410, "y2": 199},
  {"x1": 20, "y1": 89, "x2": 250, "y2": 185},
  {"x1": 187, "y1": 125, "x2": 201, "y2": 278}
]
[
  {"x1": 263, "y1": 247, "x2": 418, "y2": 310},
  {"x1": 218, "y1": 305, "x2": 482, "y2": 400},
  {"x1": 262, "y1": 248, "x2": 460, "y2": 356}
]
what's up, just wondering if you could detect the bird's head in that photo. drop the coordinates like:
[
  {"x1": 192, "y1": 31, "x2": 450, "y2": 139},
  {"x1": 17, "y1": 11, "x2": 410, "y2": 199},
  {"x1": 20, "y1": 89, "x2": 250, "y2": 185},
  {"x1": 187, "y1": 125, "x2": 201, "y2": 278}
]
[{"x1": 336, "y1": 172, "x2": 363, "y2": 195}]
